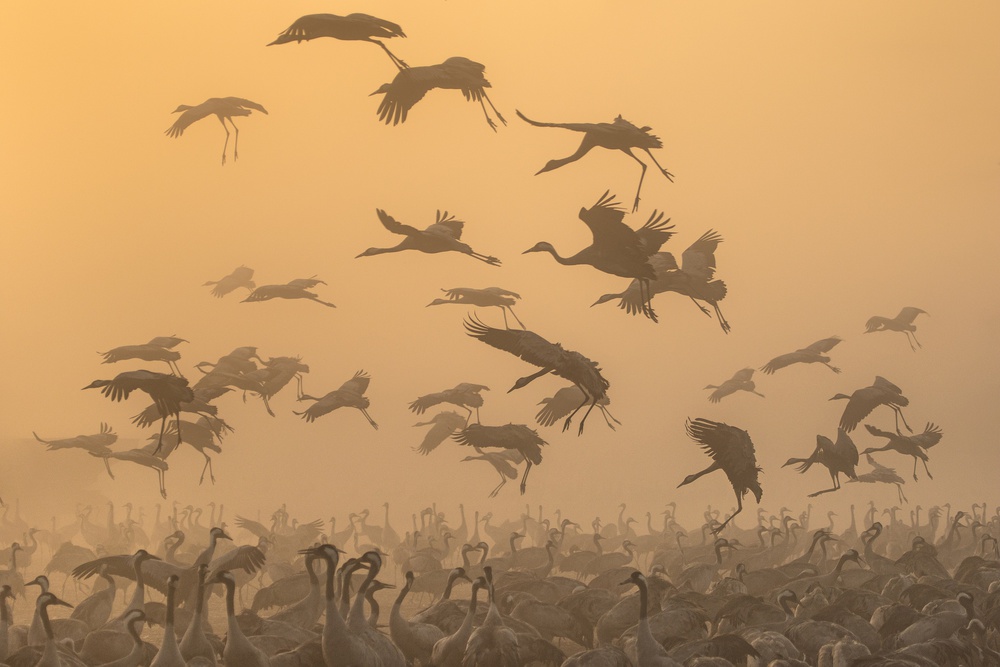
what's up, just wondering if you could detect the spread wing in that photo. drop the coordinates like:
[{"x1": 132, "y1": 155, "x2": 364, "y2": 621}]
[
  {"x1": 759, "y1": 352, "x2": 801, "y2": 375},
  {"x1": 831, "y1": 428, "x2": 859, "y2": 466},
  {"x1": 374, "y1": 65, "x2": 452, "y2": 125},
  {"x1": 235, "y1": 516, "x2": 272, "y2": 539},
  {"x1": 685, "y1": 418, "x2": 759, "y2": 473},
  {"x1": 896, "y1": 307, "x2": 926, "y2": 324},
  {"x1": 464, "y1": 316, "x2": 563, "y2": 370},
  {"x1": 680, "y1": 231, "x2": 723, "y2": 282},
  {"x1": 414, "y1": 411, "x2": 468, "y2": 455},
  {"x1": 339, "y1": 371, "x2": 371, "y2": 395},
  {"x1": 426, "y1": 210, "x2": 464, "y2": 239},
  {"x1": 535, "y1": 386, "x2": 584, "y2": 426},
  {"x1": 222, "y1": 97, "x2": 268, "y2": 115},
  {"x1": 910, "y1": 423, "x2": 942, "y2": 449},
  {"x1": 376, "y1": 209, "x2": 422, "y2": 236},
  {"x1": 864, "y1": 316, "x2": 891, "y2": 332},
  {"x1": 634, "y1": 210, "x2": 675, "y2": 255},
  {"x1": 344, "y1": 13, "x2": 405, "y2": 37},
  {"x1": 207, "y1": 545, "x2": 266, "y2": 580},
  {"x1": 864, "y1": 424, "x2": 896, "y2": 440},
  {"x1": 730, "y1": 368, "x2": 755, "y2": 383},
  {"x1": 803, "y1": 337, "x2": 842, "y2": 354},
  {"x1": 577, "y1": 192, "x2": 646, "y2": 254}
]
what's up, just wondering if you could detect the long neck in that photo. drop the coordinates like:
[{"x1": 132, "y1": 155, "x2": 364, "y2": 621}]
[
  {"x1": 637, "y1": 580, "x2": 648, "y2": 622},
  {"x1": 541, "y1": 245, "x2": 584, "y2": 265},
  {"x1": 324, "y1": 555, "x2": 351, "y2": 654},
  {"x1": 458, "y1": 585, "x2": 481, "y2": 636},
  {"x1": 348, "y1": 565, "x2": 378, "y2": 629},
  {"x1": 128, "y1": 559, "x2": 145, "y2": 612},
  {"x1": 443, "y1": 571, "x2": 460, "y2": 600},
  {"x1": 366, "y1": 590, "x2": 380, "y2": 629}
]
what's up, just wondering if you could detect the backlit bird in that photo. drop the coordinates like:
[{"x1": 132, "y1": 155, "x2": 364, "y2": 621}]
[
  {"x1": 371, "y1": 57, "x2": 505, "y2": 130},
  {"x1": 83, "y1": 371, "x2": 194, "y2": 454},
  {"x1": 295, "y1": 370, "x2": 378, "y2": 429},
  {"x1": 534, "y1": 386, "x2": 619, "y2": 431},
  {"x1": 782, "y1": 429, "x2": 859, "y2": 497},
  {"x1": 850, "y1": 453, "x2": 908, "y2": 503},
  {"x1": 517, "y1": 110, "x2": 673, "y2": 211},
  {"x1": 409, "y1": 383, "x2": 490, "y2": 421},
  {"x1": 865, "y1": 307, "x2": 927, "y2": 351},
  {"x1": 99, "y1": 337, "x2": 187, "y2": 376},
  {"x1": 358, "y1": 209, "x2": 501, "y2": 265},
  {"x1": 427, "y1": 287, "x2": 525, "y2": 329},
  {"x1": 704, "y1": 369, "x2": 764, "y2": 403},
  {"x1": 268, "y1": 13, "x2": 408, "y2": 69},
  {"x1": 760, "y1": 337, "x2": 843, "y2": 375},
  {"x1": 678, "y1": 418, "x2": 763, "y2": 534},
  {"x1": 165, "y1": 97, "x2": 268, "y2": 165},
  {"x1": 464, "y1": 316, "x2": 610, "y2": 435},
  {"x1": 33, "y1": 423, "x2": 117, "y2": 455},
  {"x1": 453, "y1": 424, "x2": 546, "y2": 495},
  {"x1": 861, "y1": 423, "x2": 943, "y2": 481},
  {"x1": 413, "y1": 411, "x2": 469, "y2": 455},
  {"x1": 830, "y1": 376, "x2": 912, "y2": 433},
  {"x1": 204, "y1": 266, "x2": 256, "y2": 298},
  {"x1": 243, "y1": 278, "x2": 336, "y2": 308}
]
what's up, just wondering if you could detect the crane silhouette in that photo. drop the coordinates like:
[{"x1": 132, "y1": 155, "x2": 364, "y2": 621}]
[
  {"x1": 534, "y1": 386, "x2": 620, "y2": 431},
  {"x1": 409, "y1": 383, "x2": 490, "y2": 422},
  {"x1": 203, "y1": 266, "x2": 256, "y2": 298},
  {"x1": 678, "y1": 418, "x2": 763, "y2": 534},
  {"x1": 99, "y1": 336, "x2": 187, "y2": 376},
  {"x1": 413, "y1": 411, "x2": 469, "y2": 455},
  {"x1": 370, "y1": 57, "x2": 505, "y2": 130},
  {"x1": 242, "y1": 277, "x2": 336, "y2": 308},
  {"x1": 760, "y1": 337, "x2": 843, "y2": 375},
  {"x1": 358, "y1": 209, "x2": 500, "y2": 265},
  {"x1": 84, "y1": 370, "x2": 194, "y2": 454},
  {"x1": 704, "y1": 369, "x2": 764, "y2": 403},
  {"x1": 861, "y1": 423, "x2": 943, "y2": 481},
  {"x1": 33, "y1": 423, "x2": 117, "y2": 455},
  {"x1": 865, "y1": 307, "x2": 928, "y2": 351},
  {"x1": 516, "y1": 110, "x2": 673, "y2": 211},
  {"x1": 782, "y1": 429, "x2": 859, "y2": 497},
  {"x1": 830, "y1": 376, "x2": 912, "y2": 433},
  {"x1": 849, "y1": 453, "x2": 908, "y2": 503},
  {"x1": 592, "y1": 230, "x2": 730, "y2": 332},
  {"x1": 427, "y1": 287, "x2": 525, "y2": 329},
  {"x1": 268, "y1": 13, "x2": 408, "y2": 69},
  {"x1": 165, "y1": 97, "x2": 267, "y2": 165},
  {"x1": 294, "y1": 370, "x2": 378, "y2": 429},
  {"x1": 464, "y1": 315, "x2": 611, "y2": 435},
  {"x1": 523, "y1": 191, "x2": 673, "y2": 322},
  {"x1": 91, "y1": 441, "x2": 170, "y2": 498},
  {"x1": 460, "y1": 448, "x2": 524, "y2": 498},
  {"x1": 452, "y1": 424, "x2": 546, "y2": 495}
]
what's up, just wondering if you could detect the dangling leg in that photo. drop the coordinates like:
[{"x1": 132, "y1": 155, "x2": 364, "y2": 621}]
[
  {"x1": 623, "y1": 148, "x2": 649, "y2": 212},
  {"x1": 506, "y1": 306, "x2": 526, "y2": 329},
  {"x1": 154, "y1": 415, "x2": 168, "y2": 454},
  {"x1": 475, "y1": 406, "x2": 481, "y2": 424},
  {"x1": 824, "y1": 362, "x2": 842, "y2": 374},
  {"x1": 689, "y1": 296, "x2": 712, "y2": 316},
  {"x1": 218, "y1": 116, "x2": 230, "y2": 165},
  {"x1": 360, "y1": 408, "x2": 379, "y2": 430},
  {"x1": 599, "y1": 404, "x2": 622, "y2": 427},
  {"x1": 261, "y1": 395, "x2": 275, "y2": 418},
  {"x1": 481, "y1": 91, "x2": 506, "y2": 126},
  {"x1": 490, "y1": 470, "x2": 507, "y2": 498},
  {"x1": 713, "y1": 302, "x2": 731, "y2": 333},
  {"x1": 920, "y1": 458, "x2": 932, "y2": 480},
  {"x1": 158, "y1": 469, "x2": 167, "y2": 498},
  {"x1": 101, "y1": 456, "x2": 115, "y2": 480},
  {"x1": 370, "y1": 39, "x2": 408, "y2": 70},
  {"x1": 230, "y1": 118, "x2": 240, "y2": 162},
  {"x1": 912, "y1": 456, "x2": 919, "y2": 481},
  {"x1": 562, "y1": 387, "x2": 592, "y2": 433},
  {"x1": 576, "y1": 399, "x2": 599, "y2": 436},
  {"x1": 477, "y1": 95, "x2": 499, "y2": 132},
  {"x1": 713, "y1": 493, "x2": 743, "y2": 534},
  {"x1": 643, "y1": 148, "x2": 674, "y2": 182},
  {"x1": 896, "y1": 483, "x2": 907, "y2": 504},
  {"x1": 519, "y1": 461, "x2": 534, "y2": 494},
  {"x1": 893, "y1": 406, "x2": 913, "y2": 433},
  {"x1": 501, "y1": 307, "x2": 509, "y2": 329}
]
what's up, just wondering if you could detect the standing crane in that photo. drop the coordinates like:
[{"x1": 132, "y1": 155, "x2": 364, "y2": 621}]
[
  {"x1": 592, "y1": 230, "x2": 730, "y2": 332},
  {"x1": 204, "y1": 265, "x2": 256, "y2": 298},
  {"x1": 268, "y1": 13, "x2": 408, "y2": 69},
  {"x1": 861, "y1": 423, "x2": 943, "y2": 481},
  {"x1": 704, "y1": 369, "x2": 765, "y2": 403},
  {"x1": 678, "y1": 418, "x2": 763, "y2": 534},
  {"x1": 242, "y1": 277, "x2": 336, "y2": 308},
  {"x1": 165, "y1": 97, "x2": 268, "y2": 165},
  {"x1": 357, "y1": 209, "x2": 501, "y2": 265},
  {"x1": 452, "y1": 424, "x2": 546, "y2": 495},
  {"x1": 782, "y1": 429, "x2": 859, "y2": 497},
  {"x1": 427, "y1": 287, "x2": 525, "y2": 329},
  {"x1": 830, "y1": 376, "x2": 912, "y2": 433},
  {"x1": 371, "y1": 57, "x2": 505, "y2": 130},
  {"x1": 464, "y1": 316, "x2": 611, "y2": 435},
  {"x1": 523, "y1": 192, "x2": 673, "y2": 322},
  {"x1": 409, "y1": 383, "x2": 490, "y2": 422},
  {"x1": 295, "y1": 370, "x2": 378, "y2": 429},
  {"x1": 84, "y1": 370, "x2": 194, "y2": 454},
  {"x1": 516, "y1": 110, "x2": 673, "y2": 211},
  {"x1": 865, "y1": 307, "x2": 927, "y2": 351},
  {"x1": 760, "y1": 337, "x2": 843, "y2": 375}
]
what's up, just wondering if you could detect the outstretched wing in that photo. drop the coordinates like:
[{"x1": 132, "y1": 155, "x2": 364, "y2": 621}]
[
  {"x1": 864, "y1": 315, "x2": 890, "y2": 333},
  {"x1": 535, "y1": 386, "x2": 584, "y2": 426},
  {"x1": 910, "y1": 423, "x2": 942, "y2": 449},
  {"x1": 863, "y1": 424, "x2": 896, "y2": 440},
  {"x1": 685, "y1": 418, "x2": 759, "y2": 472},
  {"x1": 680, "y1": 231, "x2": 723, "y2": 282},
  {"x1": 464, "y1": 316, "x2": 563, "y2": 370},
  {"x1": 803, "y1": 337, "x2": 842, "y2": 354},
  {"x1": 207, "y1": 545, "x2": 266, "y2": 580},
  {"x1": 339, "y1": 370, "x2": 371, "y2": 395},
  {"x1": 577, "y1": 192, "x2": 645, "y2": 252},
  {"x1": 235, "y1": 516, "x2": 272, "y2": 539},
  {"x1": 374, "y1": 65, "x2": 451, "y2": 125},
  {"x1": 376, "y1": 209, "x2": 422, "y2": 236},
  {"x1": 731, "y1": 368, "x2": 755, "y2": 383},
  {"x1": 223, "y1": 97, "x2": 268, "y2": 115},
  {"x1": 896, "y1": 307, "x2": 926, "y2": 325},
  {"x1": 759, "y1": 352, "x2": 800, "y2": 375},
  {"x1": 344, "y1": 13, "x2": 405, "y2": 37},
  {"x1": 831, "y1": 428, "x2": 859, "y2": 466},
  {"x1": 634, "y1": 210, "x2": 675, "y2": 255},
  {"x1": 427, "y1": 210, "x2": 464, "y2": 239},
  {"x1": 414, "y1": 411, "x2": 468, "y2": 455}
]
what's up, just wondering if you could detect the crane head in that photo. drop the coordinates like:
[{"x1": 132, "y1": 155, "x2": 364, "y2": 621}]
[
  {"x1": 369, "y1": 84, "x2": 392, "y2": 97},
  {"x1": 522, "y1": 241, "x2": 555, "y2": 255}
]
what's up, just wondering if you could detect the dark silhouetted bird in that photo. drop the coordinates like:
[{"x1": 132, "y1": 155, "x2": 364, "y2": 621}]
[
  {"x1": 524, "y1": 192, "x2": 673, "y2": 322},
  {"x1": 534, "y1": 386, "x2": 619, "y2": 431},
  {"x1": 453, "y1": 424, "x2": 546, "y2": 495},
  {"x1": 517, "y1": 110, "x2": 673, "y2": 211},
  {"x1": 865, "y1": 307, "x2": 927, "y2": 351},
  {"x1": 409, "y1": 383, "x2": 490, "y2": 421},
  {"x1": 295, "y1": 370, "x2": 378, "y2": 429},
  {"x1": 358, "y1": 209, "x2": 500, "y2": 265},
  {"x1": 204, "y1": 266, "x2": 256, "y2": 298},
  {"x1": 371, "y1": 57, "x2": 505, "y2": 130},
  {"x1": 679, "y1": 418, "x2": 763, "y2": 534},
  {"x1": 268, "y1": 13, "x2": 408, "y2": 69},
  {"x1": 704, "y1": 369, "x2": 764, "y2": 403},
  {"x1": 464, "y1": 316, "x2": 610, "y2": 435},
  {"x1": 460, "y1": 448, "x2": 524, "y2": 498},
  {"x1": 33, "y1": 423, "x2": 117, "y2": 455},
  {"x1": 99, "y1": 337, "x2": 187, "y2": 376},
  {"x1": 84, "y1": 371, "x2": 194, "y2": 454},
  {"x1": 760, "y1": 337, "x2": 843, "y2": 375},
  {"x1": 831, "y1": 376, "x2": 912, "y2": 433},
  {"x1": 165, "y1": 97, "x2": 268, "y2": 165},
  {"x1": 861, "y1": 423, "x2": 943, "y2": 481},
  {"x1": 427, "y1": 287, "x2": 525, "y2": 329},
  {"x1": 783, "y1": 429, "x2": 859, "y2": 497},
  {"x1": 850, "y1": 453, "x2": 908, "y2": 503},
  {"x1": 243, "y1": 278, "x2": 336, "y2": 308}
]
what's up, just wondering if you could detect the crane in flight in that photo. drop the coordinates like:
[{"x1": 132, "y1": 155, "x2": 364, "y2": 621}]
[
  {"x1": 464, "y1": 316, "x2": 610, "y2": 435},
  {"x1": 524, "y1": 191, "x2": 673, "y2": 322},
  {"x1": 268, "y1": 13, "x2": 408, "y2": 70},
  {"x1": 294, "y1": 370, "x2": 378, "y2": 430},
  {"x1": 371, "y1": 57, "x2": 505, "y2": 130},
  {"x1": 760, "y1": 337, "x2": 843, "y2": 375},
  {"x1": 861, "y1": 423, "x2": 943, "y2": 481},
  {"x1": 99, "y1": 336, "x2": 187, "y2": 376},
  {"x1": 165, "y1": 97, "x2": 268, "y2": 165},
  {"x1": 413, "y1": 411, "x2": 469, "y2": 455},
  {"x1": 849, "y1": 453, "x2": 908, "y2": 503},
  {"x1": 204, "y1": 266, "x2": 256, "y2": 298},
  {"x1": 427, "y1": 287, "x2": 525, "y2": 329},
  {"x1": 33, "y1": 423, "x2": 117, "y2": 455},
  {"x1": 358, "y1": 209, "x2": 500, "y2": 265},
  {"x1": 782, "y1": 429, "x2": 859, "y2": 497},
  {"x1": 830, "y1": 376, "x2": 912, "y2": 433},
  {"x1": 704, "y1": 369, "x2": 764, "y2": 403},
  {"x1": 409, "y1": 383, "x2": 489, "y2": 422},
  {"x1": 534, "y1": 386, "x2": 619, "y2": 431},
  {"x1": 864, "y1": 307, "x2": 927, "y2": 351},
  {"x1": 517, "y1": 110, "x2": 673, "y2": 211},
  {"x1": 678, "y1": 418, "x2": 763, "y2": 534},
  {"x1": 243, "y1": 277, "x2": 336, "y2": 308},
  {"x1": 452, "y1": 424, "x2": 546, "y2": 495}
]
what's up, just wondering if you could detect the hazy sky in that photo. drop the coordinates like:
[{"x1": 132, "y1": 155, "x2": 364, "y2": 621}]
[{"x1": 2, "y1": 2, "x2": 998, "y2": 533}]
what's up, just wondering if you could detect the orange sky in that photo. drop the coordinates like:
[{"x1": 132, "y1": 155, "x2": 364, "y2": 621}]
[{"x1": 2, "y1": 1, "x2": 999, "y2": 531}]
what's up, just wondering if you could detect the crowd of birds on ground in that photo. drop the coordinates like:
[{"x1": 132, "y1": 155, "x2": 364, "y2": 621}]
[{"x1": 0, "y1": 499, "x2": 996, "y2": 666}]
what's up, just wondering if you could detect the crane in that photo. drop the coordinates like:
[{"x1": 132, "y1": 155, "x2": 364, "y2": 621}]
[
  {"x1": 33, "y1": 423, "x2": 117, "y2": 455},
  {"x1": 861, "y1": 423, "x2": 943, "y2": 481},
  {"x1": 452, "y1": 424, "x2": 546, "y2": 495},
  {"x1": 165, "y1": 97, "x2": 267, "y2": 165},
  {"x1": 678, "y1": 418, "x2": 763, "y2": 534},
  {"x1": 243, "y1": 277, "x2": 336, "y2": 308},
  {"x1": 849, "y1": 453, "x2": 908, "y2": 503},
  {"x1": 704, "y1": 369, "x2": 764, "y2": 403},
  {"x1": 371, "y1": 57, "x2": 505, "y2": 130},
  {"x1": 524, "y1": 191, "x2": 673, "y2": 322},
  {"x1": 268, "y1": 13, "x2": 408, "y2": 69},
  {"x1": 782, "y1": 429, "x2": 859, "y2": 497},
  {"x1": 460, "y1": 448, "x2": 525, "y2": 498},
  {"x1": 357, "y1": 209, "x2": 500, "y2": 265},
  {"x1": 760, "y1": 337, "x2": 843, "y2": 375},
  {"x1": 517, "y1": 110, "x2": 673, "y2": 211},
  {"x1": 830, "y1": 376, "x2": 912, "y2": 433},
  {"x1": 413, "y1": 411, "x2": 469, "y2": 455},
  {"x1": 427, "y1": 287, "x2": 525, "y2": 329},
  {"x1": 865, "y1": 307, "x2": 927, "y2": 351},
  {"x1": 409, "y1": 383, "x2": 490, "y2": 421},
  {"x1": 204, "y1": 265, "x2": 256, "y2": 298},
  {"x1": 99, "y1": 336, "x2": 187, "y2": 376},
  {"x1": 464, "y1": 315, "x2": 611, "y2": 435},
  {"x1": 294, "y1": 370, "x2": 378, "y2": 429},
  {"x1": 534, "y1": 386, "x2": 619, "y2": 431}
]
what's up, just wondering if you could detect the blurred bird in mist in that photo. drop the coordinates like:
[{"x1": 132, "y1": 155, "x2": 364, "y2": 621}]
[
  {"x1": 760, "y1": 337, "x2": 843, "y2": 375},
  {"x1": 357, "y1": 209, "x2": 501, "y2": 265},
  {"x1": 452, "y1": 423, "x2": 545, "y2": 495},
  {"x1": 409, "y1": 383, "x2": 489, "y2": 422},
  {"x1": 782, "y1": 429, "x2": 859, "y2": 497},
  {"x1": 99, "y1": 336, "x2": 187, "y2": 376},
  {"x1": 204, "y1": 266, "x2": 256, "y2": 298},
  {"x1": 861, "y1": 423, "x2": 943, "y2": 481},
  {"x1": 370, "y1": 57, "x2": 505, "y2": 130},
  {"x1": 534, "y1": 386, "x2": 619, "y2": 431},
  {"x1": 268, "y1": 13, "x2": 408, "y2": 70},
  {"x1": 704, "y1": 369, "x2": 764, "y2": 403},
  {"x1": 165, "y1": 97, "x2": 268, "y2": 165},
  {"x1": 243, "y1": 277, "x2": 336, "y2": 309},
  {"x1": 427, "y1": 287, "x2": 525, "y2": 329},
  {"x1": 412, "y1": 411, "x2": 468, "y2": 455},
  {"x1": 294, "y1": 370, "x2": 378, "y2": 430},
  {"x1": 865, "y1": 307, "x2": 928, "y2": 351},
  {"x1": 517, "y1": 110, "x2": 673, "y2": 211}
]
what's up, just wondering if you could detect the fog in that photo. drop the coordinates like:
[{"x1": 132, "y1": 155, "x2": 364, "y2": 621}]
[{"x1": 2, "y1": 1, "x2": 998, "y2": 530}]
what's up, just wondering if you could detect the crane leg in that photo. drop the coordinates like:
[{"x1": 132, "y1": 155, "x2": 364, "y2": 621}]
[
  {"x1": 896, "y1": 483, "x2": 907, "y2": 504},
  {"x1": 712, "y1": 494, "x2": 743, "y2": 534},
  {"x1": 623, "y1": 148, "x2": 649, "y2": 212},
  {"x1": 477, "y1": 96, "x2": 499, "y2": 132},
  {"x1": 501, "y1": 308, "x2": 509, "y2": 329},
  {"x1": 519, "y1": 461, "x2": 534, "y2": 495},
  {"x1": 218, "y1": 116, "x2": 231, "y2": 166},
  {"x1": 361, "y1": 408, "x2": 379, "y2": 430},
  {"x1": 577, "y1": 399, "x2": 599, "y2": 436},
  {"x1": 893, "y1": 406, "x2": 913, "y2": 433},
  {"x1": 562, "y1": 388, "x2": 592, "y2": 433},
  {"x1": 371, "y1": 39, "x2": 408, "y2": 70},
  {"x1": 481, "y1": 91, "x2": 506, "y2": 126},
  {"x1": 262, "y1": 395, "x2": 275, "y2": 417},
  {"x1": 713, "y1": 302, "x2": 731, "y2": 333},
  {"x1": 475, "y1": 406, "x2": 481, "y2": 424},
  {"x1": 158, "y1": 469, "x2": 167, "y2": 498},
  {"x1": 153, "y1": 416, "x2": 168, "y2": 455},
  {"x1": 920, "y1": 458, "x2": 932, "y2": 480},
  {"x1": 295, "y1": 374, "x2": 305, "y2": 399},
  {"x1": 825, "y1": 363, "x2": 842, "y2": 374},
  {"x1": 230, "y1": 118, "x2": 240, "y2": 162},
  {"x1": 639, "y1": 279, "x2": 658, "y2": 323},
  {"x1": 506, "y1": 306, "x2": 526, "y2": 329},
  {"x1": 490, "y1": 471, "x2": 508, "y2": 498},
  {"x1": 689, "y1": 297, "x2": 712, "y2": 317},
  {"x1": 643, "y1": 148, "x2": 674, "y2": 181},
  {"x1": 912, "y1": 457, "x2": 919, "y2": 481},
  {"x1": 907, "y1": 331, "x2": 922, "y2": 351},
  {"x1": 598, "y1": 404, "x2": 622, "y2": 429},
  {"x1": 101, "y1": 456, "x2": 115, "y2": 480}
]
